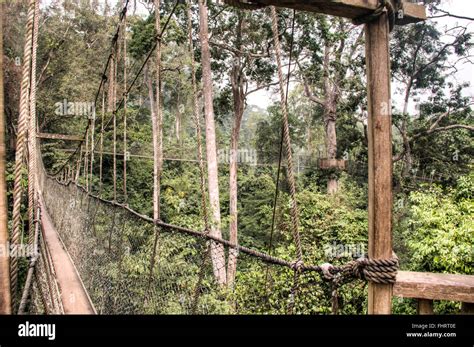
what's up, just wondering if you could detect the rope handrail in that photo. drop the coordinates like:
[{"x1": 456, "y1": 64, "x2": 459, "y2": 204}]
[{"x1": 48, "y1": 175, "x2": 399, "y2": 285}]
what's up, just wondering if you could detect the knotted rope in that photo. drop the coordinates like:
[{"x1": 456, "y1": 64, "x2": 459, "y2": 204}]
[
  {"x1": 321, "y1": 254, "x2": 400, "y2": 285},
  {"x1": 320, "y1": 254, "x2": 399, "y2": 314},
  {"x1": 353, "y1": 0, "x2": 403, "y2": 32},
  {"x1": 27, "y1": 0, "x2": 40, "y2": 247},
  {"x1": 223, "y1": 0, "x2": 265, "y2": 10},
  {"x1": 270, "y1": 6, "x2": 304, "y2": 314}
]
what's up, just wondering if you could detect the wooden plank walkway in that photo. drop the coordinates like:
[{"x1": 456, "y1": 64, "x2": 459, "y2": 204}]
[{"x1": 38, "y1": 192, "x2": 96, "y2": 314}]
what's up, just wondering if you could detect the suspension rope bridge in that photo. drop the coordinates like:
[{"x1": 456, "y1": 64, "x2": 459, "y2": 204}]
[{"x1": 2, "y1": 0, "x2": 474, "y2": 316}]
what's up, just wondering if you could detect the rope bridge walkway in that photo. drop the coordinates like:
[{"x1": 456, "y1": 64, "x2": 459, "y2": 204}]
[
  {"x1": 26, "y1": 153, "x2": 396, "y2": 314},
  {"x1": 6, "y1": 0, "x2": 473, "y2": 316}
]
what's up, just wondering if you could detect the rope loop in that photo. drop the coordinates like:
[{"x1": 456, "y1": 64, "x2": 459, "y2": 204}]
[
  {"x1": 223, "y1": 0, "x2": 265, "y2": 10},
  {"x1": 319, "y1": 254, "x2": 399, "y2": 285},
  {"x1": 290, "y1": 260, "x2": 304, "y2": 272},
  {"x1": 352, "y1": 0, "x2": 402, "y2": 32},
  {"x1": 357, "y1": 255, "x2": 399, "y2": 284},
  {"x1": 343, "y1": 254, "x2": 399, "y2": 284},
  {"x1": 320, "y1": 263, "x2": 335, "y2": 280}
]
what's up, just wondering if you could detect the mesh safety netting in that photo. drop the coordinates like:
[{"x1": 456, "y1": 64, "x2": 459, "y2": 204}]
[{"x1": 39, "y1": 175, "x2": 333, "y2": 314}]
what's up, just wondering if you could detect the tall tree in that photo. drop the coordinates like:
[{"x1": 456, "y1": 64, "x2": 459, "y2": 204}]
[
  {"x1": 297, "y1": 16, "x2": 363, "y2": 194},
  {"x1": 209, "y1": 6, "x2": 275, "y2": 286},
  {"x1": 153, "y1": 0, "x2": 163, "y2": 222},
  {"x1": 391, "y1": 18, "x2": 473, "y2": 183},
  {"x1": 198, "y1": 0, "x2": 226, "y2": 285}
]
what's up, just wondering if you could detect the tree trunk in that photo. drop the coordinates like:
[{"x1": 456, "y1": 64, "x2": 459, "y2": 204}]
[
  {"x1": 175, "y1": 93, "x2": 181, "y2": 142},
  {"x1": 198, "y1": 0, "x2": 226, "y2": 285},
  {"x1": 227, "y1": 88, "x2": 244, "y2": 287},
  {"x1": 0, "y1": 6, "x2": 11, "y2": 313},
  {"x1": 322, "y1": 41, "x2": 340, "y2": 195},
  {"x1": 325, "y1": 101, "x2": 338, "y2": 194},
  {"x1": 401, "y1": 80, "x2": 414, "y2": 178},
  {"x1": 107, "y1": 53, "x2": 115, "y2": 113},
  {"x1": 227, "y1": 14, "x2": 245, "y2": 286},
  {"x1": 153, "y1": 0, "x2": 163, "y2": 222}
]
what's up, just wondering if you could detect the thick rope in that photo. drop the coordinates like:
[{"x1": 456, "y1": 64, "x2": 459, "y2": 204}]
[
  {"x1": 352, "y1": 0, "x2": 401, "y2": 32},
  {"x1": 269, "y1": 6, "x2": 303, "y2": 313},
  {"x1": 50, "y1": 176, "x2": 400, "y2": 289},
  {"x1": 265, "y1": 8, "x2": 296, "y2": 303},
  {"x1": 28, "y1": 0, "x2": 40, "y2": 245},
  {"x1": 18, "y1": 201, "x2": 40, "y2": 314},
  {"x1": 223, "y1": 0, "x2": 264, "y2": 10},
  {"x1": 11, "y1": 0, "x2": 36, "y2": 309}
]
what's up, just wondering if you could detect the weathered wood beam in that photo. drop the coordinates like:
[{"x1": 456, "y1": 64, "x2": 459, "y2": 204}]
[
  {"x1": 37, "y1": 133, "x2": 84, "y2": 141},
  {"x1": 417, "y1": 299, "x2": 434, "y2": 315},
  {"x1": 394, "y1": 271, "x2": 474, "y2": 303},
  {"x1": 318, "y1": 158, "x2": 347, "y2": 170},
  {"x1": 365, "y1": 11, "x2": 393, "y2": 315},
  {"x1": 461, "y1": 302, "x2": 474, "y2": 314},
  {"x1": 236, "y1": 0, "x2": 426, "y2": 25}
]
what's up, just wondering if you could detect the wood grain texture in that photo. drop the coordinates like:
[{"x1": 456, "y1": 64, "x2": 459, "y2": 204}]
[
  {"x1": 37, "y1": 133, "x2": 84, "y2": 141},
  {"x1": 394, "y1": 271, "x2": 474, "y2": 303},
  {"x1": 417, "y1": 299, "x2": 434, "y2": 315},
  {"x1": 365, "y1": 12, "x2": 393, "y2": 315},
  {"x1": 232, "y1": 0, "x2": 426, "y2": 24},
  {"x1": 319, "y1": 158, "x2": 347, "y2": 170},
  {"x1": 461, "y1": 302, "x2": 474, "y2": 314}
]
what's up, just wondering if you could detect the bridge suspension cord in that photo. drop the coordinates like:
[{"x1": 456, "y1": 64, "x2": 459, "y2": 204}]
[
  {"x1": 10, "y1": 0, "x2": 37, "y2": 311},
  {"x1": 51, "y1": 0, "x2": 131, "y2": 177},
  {"x1": 269, "y1": 6, "x2": 303, "y2": 314}
]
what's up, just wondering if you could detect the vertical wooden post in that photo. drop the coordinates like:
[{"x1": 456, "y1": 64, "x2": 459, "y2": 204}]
[
  {"x1": 417, "y1": 299, "x2": 434, "y2": 315},
  {"x1": 0, "y1": 3, "x2": 12, "y2": 313},
  {"x1": 461, "y1": 302, "x2": 474, "y2": 314},
  {"x1": 365, "y1": 12, "x2": 393, "y2": 314}
]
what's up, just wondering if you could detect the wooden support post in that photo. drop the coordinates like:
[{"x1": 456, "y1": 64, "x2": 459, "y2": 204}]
[
  {"x1": 461, "y1": 302, "x2": 474, "y2": 314},
  {"x1": 249, "y1": 0, "x2": 426, "y2": 24},
  {"x1": 365, "y1": 12, "x2": 393, "y2": 314},
  {"x1": 0, "y1": 4, "x2": 12, "y2": 313},
  {"x1": 417, "y1": 299, "x2": 434, "y2": 315}
]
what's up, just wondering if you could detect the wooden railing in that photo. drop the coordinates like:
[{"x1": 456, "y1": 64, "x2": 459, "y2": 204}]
[{"x1": 394, "y1": 271, "x2": 474, "y2": 314}]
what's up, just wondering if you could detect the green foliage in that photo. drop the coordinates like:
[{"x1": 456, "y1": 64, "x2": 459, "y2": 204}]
[{"x1": 401, "y1": 174, "x2": 473, "y2": 275}]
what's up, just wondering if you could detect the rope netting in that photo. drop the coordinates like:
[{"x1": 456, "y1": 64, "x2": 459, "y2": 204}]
[
  {"x1": 18, "y1": 205, "x2": 64, "y2": 315},
  {"x1": 11, "y1": 1, "x2": 401, "y2": 315},
  {"x1": 41, "y1": 176, "x2": 330, "y2": 314}
]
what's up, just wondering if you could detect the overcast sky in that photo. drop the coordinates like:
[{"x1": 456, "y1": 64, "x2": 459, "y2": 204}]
[
  {"x1": 42, "y1": 0, "x2": 473, "y2": 110},
  {"x1": 248, "y1": 0, "x2": 474, "y2": 109}
]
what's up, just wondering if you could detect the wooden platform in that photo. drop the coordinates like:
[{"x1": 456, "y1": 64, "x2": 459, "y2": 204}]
[
  {"x1": 319, "y1": 158, "x2": 347, "y2": 170},
  {"x1": 37, "y1": 133, "x2": 83, "y2": 141},
  {"x1": 226, "y1": 0, "x2": 426, "y2": 25},
  {"x1": 394, "y1": 271, "x2": 474, "y2": 303}
]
